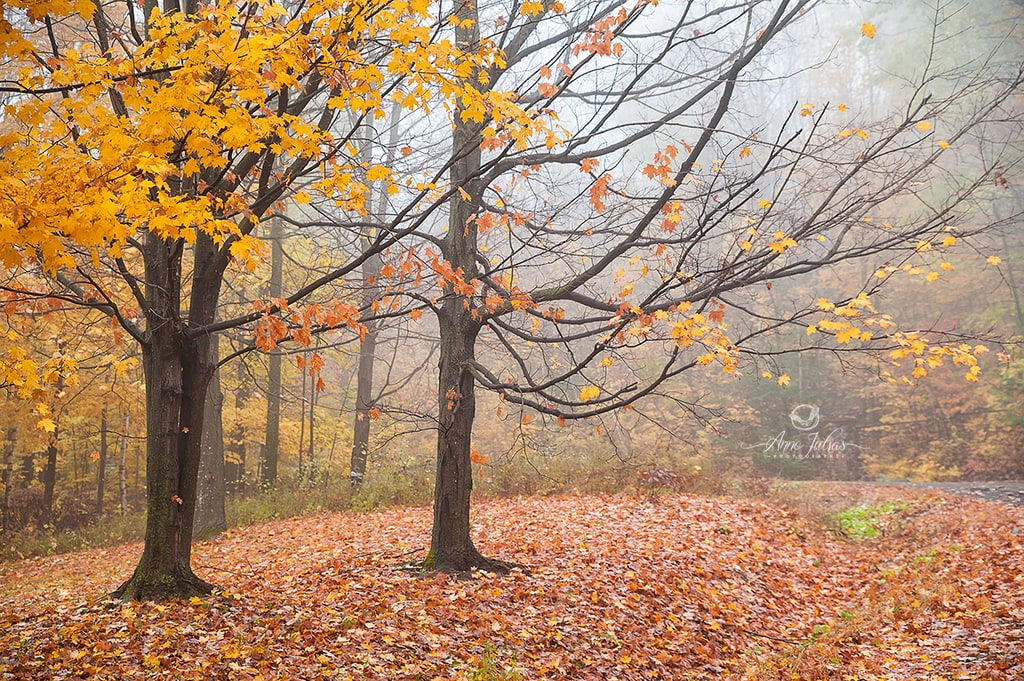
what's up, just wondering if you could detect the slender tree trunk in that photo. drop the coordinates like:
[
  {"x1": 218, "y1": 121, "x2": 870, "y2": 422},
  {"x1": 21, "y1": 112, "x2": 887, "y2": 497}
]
[
  {"x1": 96, "y1": 409, "x2": 107, "y2": 517},
  {"x1": 349, "y1": 112, "x2": 391, "y2": 485},
  {"x1": 307, "y1": 374, "x2": 317, "y2": 477},
  {"x1": 39, "y1": 428, "x2": 58, "y2": 532},
  {"x1": 119, "y1": 414, "x2": 129, "y2": 515},
  {"x1": 263, "y1": 217, "x2": 283, "y2": 486},
  {"x1": 349, "y1": 328, "x2": 377, "y2": 484},
  {"x1": 2, "y1": 428, "x2": 14, "y2": 533},
  {"x1": 431, "y1": 309, "x2": 493, "y2": 571},
  {"x1": 194, "y1": 341, "x2": 226, "y2": 541}
]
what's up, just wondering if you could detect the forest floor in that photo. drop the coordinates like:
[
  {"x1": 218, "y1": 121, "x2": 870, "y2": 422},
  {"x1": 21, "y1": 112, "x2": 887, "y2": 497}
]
[{"x1": 1, "y1": 483, "x2": 1021, "y2": 680}]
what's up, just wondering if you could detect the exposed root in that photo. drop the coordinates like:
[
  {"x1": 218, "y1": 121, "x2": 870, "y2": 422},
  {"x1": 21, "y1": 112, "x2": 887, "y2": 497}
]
[{"x1": 111, "y1": 566, "x2": 216, "y2": 602}]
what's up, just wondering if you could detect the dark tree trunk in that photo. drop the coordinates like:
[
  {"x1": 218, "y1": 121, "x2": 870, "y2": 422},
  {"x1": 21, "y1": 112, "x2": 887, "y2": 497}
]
[
  {"x1": 349, "y1": 326, "x2": 377, "y2": 484},
  {"x1": 113, "y1": 232, "x2": 223, "y2": 600},
  {"x1": 96, "y1": 410, "x2": 107, "y2": 517},
  {"x1": 113, "y1": 322, "x2": 212, "y2": 599},
  {"x1": 427, "y1": 0, "x2": 505, "y2": 573},
  {"x1": 263, "y1": 217, "x2": 283, "y2": 486},
  {"x1": 2, "y1": 428, "x2": 14, "y2": 533},
  {"x1": 194, "y1": 342, "x2": 226, "y2": 541},
  {"x1": 431, "y1": 308, "x2": 495, "y2": 571},
  {"x1": 119, "y1": 413, "x2": 129, "y2": 515},
  {"x1": 39, "y1": 430, "x2": 58, "y2": 532},
  {"x1": 349, "y1": 116, "x2": 387, "y2": 485}
]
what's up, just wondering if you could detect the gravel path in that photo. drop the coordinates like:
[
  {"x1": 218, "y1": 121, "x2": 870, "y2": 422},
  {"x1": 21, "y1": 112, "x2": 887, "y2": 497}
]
[
  {"x1": 842, "y1": 480, "x2": 1024, "y2": 507},
  {"x1": 913, "y1": 481, "x2": 1024, "y2": 507}
]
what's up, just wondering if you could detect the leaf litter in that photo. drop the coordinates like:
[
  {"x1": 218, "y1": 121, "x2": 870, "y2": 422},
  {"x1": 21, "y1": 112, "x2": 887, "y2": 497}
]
[{"x1": 1, "y1": 487, "x2": 1021, "y2": 679}]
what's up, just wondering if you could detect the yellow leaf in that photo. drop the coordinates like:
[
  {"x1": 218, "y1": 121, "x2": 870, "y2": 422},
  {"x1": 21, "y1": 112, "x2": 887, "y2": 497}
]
[
  {"x1": 36, "y1": 417, "x2": 56, "y2": 433},
  {"x1": 777, "y1": 374, "x2": 790, "y2": 387},
  {"x1": 578, "y1": 385, "x2": 601, "y2": 402},
  {"x1": 987, "y1": 255, "x2": 1002, "y2": 266},
  {"x1": 926, "y1": 271, "x2": 939, "y2": 282},
  {"x1": 915, "y1": 120, "x2": 932, "y2": 132},
  {"x1": 758, "y1": 199, "x2": 772, "y2": 210},
  {"x1": 806, "y1": 325, "x2": 817, "y2": 336},
  {"x1": 861, "y1": 22, "x2": 876, "y2": 39},
  {"x1": 738, "y1": 146, "x2": 751, "y2": 159},
  {"x1": 938, "y1": 140, "x2": 950, "y2": 149}
]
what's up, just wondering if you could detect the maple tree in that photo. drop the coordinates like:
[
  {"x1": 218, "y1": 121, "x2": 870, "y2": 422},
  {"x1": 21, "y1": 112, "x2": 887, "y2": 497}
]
[
  {"x1": 0, "y1": 0, "x2": 527, "y2": 597},
  {"x1": 379, "y1": 0, "x2": 1023, "y2": 571}
]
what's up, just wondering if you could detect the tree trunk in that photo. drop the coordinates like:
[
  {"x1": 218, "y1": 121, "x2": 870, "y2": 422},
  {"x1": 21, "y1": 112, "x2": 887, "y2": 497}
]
[
  {"x1": 349, "y1": 327, "x2": 377, "y2": 484},
  {"x1": 119, "y1": 413, "x2": 129, "y2": 515},
  {"x1": 96, "y1": 409, "x2": 107, "y2": 517},
  {"x1": 349, "y1": 114, "x2": 388, "y2": 485},
  {"x1": 428, "y1": 0, "x2": 503, "y2": 573},
  {"x1": 194, "y1": 341, "x2": 226, "y2": 541},
  {"x1": 112, "y1": 232, "x2": 220, "y2": 600},
  {"x1": 431, "y1": 309, "x2": 496, "y2": 571},
  {"x1": 2, "y1": 428, "x2": 14, "y2": 533},
  {"x1": 39, "y1": 429, "x2": 58, "y2": 532},
  {"x1": 263, "y1": 217, "x2": 283, "y2": 486},
  {"x1": 306, "y1": 374, "x2": 317, "y2": 477}
]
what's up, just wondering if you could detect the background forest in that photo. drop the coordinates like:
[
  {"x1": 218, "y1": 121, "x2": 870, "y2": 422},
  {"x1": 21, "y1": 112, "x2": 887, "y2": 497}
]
[{"x1": 1, "y1": 0, "x2": 1022, "y2": 562}]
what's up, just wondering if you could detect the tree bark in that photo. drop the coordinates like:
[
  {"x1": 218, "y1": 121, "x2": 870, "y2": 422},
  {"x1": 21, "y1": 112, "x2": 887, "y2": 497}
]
[
  {"x1": 112, "y1": 232, "x2": 221, "y2": 600},
  {"x1": 427, "y1": 0, "x2": 505, "y2": 573},
  {"x1": 2, "y1": 428, "x2": 14, "y2": 533},
  {"x1": 262, "y1": 217, "x2": 283, "y2": 486},
  {"x1": 96, "y1": 409, "x2": 107, "y2": 517},
  {"x1": 38, "y1": 428, "x2": 58, "y2": 532},
  {"x1": 119, "y1": 413, "x2": 129, "y2": 515},
  {"x1": 194, "y1": 341, "x2": 226, "y2": 541},
  {"x1": 431, "y1": 308, "x2": 495, "y2": 571},
  {"x1": 349, "y1": 326, "x2": 377, "y2": 484}
]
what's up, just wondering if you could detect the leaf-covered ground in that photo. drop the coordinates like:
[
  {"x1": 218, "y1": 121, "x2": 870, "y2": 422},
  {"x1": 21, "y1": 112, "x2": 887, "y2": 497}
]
[{"x1": 1, "y1": 487, "x2": 1021, "y2": 680}]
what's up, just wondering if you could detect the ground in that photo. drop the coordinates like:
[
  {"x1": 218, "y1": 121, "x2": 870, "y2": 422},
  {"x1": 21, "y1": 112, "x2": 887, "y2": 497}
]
[{"x1": 1, "y1": 484, "x2": 1021, "y2": 679}]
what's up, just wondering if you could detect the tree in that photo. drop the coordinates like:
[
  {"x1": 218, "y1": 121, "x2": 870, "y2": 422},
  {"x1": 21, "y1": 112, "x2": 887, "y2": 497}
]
[
  {"x1": 404, "y1": 0, "x2": 1023, "y2": 569},
  {"x1": 0, "y1": 0, "x2": 515, "y2": 597},
  {"x1": 261, "y1": 218, "x2": 283, "y2": 486}
]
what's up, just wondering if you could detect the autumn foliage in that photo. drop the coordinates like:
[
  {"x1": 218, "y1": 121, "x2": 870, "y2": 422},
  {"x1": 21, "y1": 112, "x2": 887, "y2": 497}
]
[{"x1": 2, "y1": 487, "x2": 1021, "y2": 679}]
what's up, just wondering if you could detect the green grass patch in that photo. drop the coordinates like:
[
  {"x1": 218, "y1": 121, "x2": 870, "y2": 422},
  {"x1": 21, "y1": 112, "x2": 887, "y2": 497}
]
[{"x1": 834, "y1": 500, "x2": 906, "y2": 540}]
